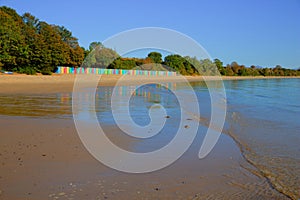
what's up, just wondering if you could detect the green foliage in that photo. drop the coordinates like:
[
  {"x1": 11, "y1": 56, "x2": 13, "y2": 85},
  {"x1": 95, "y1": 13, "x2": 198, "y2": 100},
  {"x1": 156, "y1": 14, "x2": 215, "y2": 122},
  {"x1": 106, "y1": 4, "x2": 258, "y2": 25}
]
[
  {"x1": 198, "y1": 59, "x2": 218, "y2": 75},
  {"x1": 211, "y1": 61, "x2": 300, "y2": 76},
  {"x1": 107, "y1": 54, "x2": 172, "y2": 71},
  {"x1": 18, "y1": 66, "x2": 36, "y2": 75},
  {"x1": 185, "y1": 56, "x2": 218, "y2": 75},
  {"x1": 214, "y1": 58, "x2": 226, "y2": 75},
  {"x1": 147, "y1": 52, "x2": 162, "y2": 63},
  {"x1": 106, "y1": 53, "x2": 300, "y2": 76},
  {"x1": 0, "y1": 6, "x2": 84, "y2": 74},
  {"x1": 163, "y1": 54, "x2": 198, "y2": 75},
  {"x1": 95, "y1": 47, "x2": 119, "y2": 68},
  {"x1": 0, "y1": 7, "x2": 27, "y2": 71},
  {"x1": 108, "y1": 58, "x2": 137, "y2": 69},
  {"x1": 83, "y1": 43, "x2": 119, "y2": 68},
  {"x1": 41, "y1": 68, "x2": 52, "y2": 75},
  {"x1": 89, "y1": 41, "x2": 103, "y2": 51}
]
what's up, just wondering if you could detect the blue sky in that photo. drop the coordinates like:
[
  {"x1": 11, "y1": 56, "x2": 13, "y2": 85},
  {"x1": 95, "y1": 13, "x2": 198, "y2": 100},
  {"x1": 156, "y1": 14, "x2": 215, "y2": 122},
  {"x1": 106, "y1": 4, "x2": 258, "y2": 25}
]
[{"x1": 1, "y1": 0, "x2": 300, "y2": 68}]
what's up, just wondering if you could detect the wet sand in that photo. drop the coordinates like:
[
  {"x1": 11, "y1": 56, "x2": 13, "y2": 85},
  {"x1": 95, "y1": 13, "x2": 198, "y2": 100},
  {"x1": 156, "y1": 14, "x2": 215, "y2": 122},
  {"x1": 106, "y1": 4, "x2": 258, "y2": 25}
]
[{"x1": 0, "y1": 117, "x2": 288, "y2": 200}]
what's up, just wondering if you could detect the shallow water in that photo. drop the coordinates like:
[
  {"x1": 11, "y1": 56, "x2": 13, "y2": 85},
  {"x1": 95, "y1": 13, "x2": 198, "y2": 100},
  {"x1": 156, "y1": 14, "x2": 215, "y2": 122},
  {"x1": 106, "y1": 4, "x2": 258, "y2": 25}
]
[
  {"x1": 0, "y1": 93, "x2": 72, "y2": 118},
  {"x1": 0, "y1": 78, "x2": 299, "y2": 199},
  {"x1": 223, "y1": 79, "x2": 300, "y2": 199}
]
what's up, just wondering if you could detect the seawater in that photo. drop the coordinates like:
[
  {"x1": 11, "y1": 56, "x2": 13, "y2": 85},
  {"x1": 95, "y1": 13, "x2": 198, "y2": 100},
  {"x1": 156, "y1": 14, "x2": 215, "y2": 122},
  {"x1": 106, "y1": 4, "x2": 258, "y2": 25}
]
[{"x1": 223, "y1": 79, "x2": 300, "y2": 200}]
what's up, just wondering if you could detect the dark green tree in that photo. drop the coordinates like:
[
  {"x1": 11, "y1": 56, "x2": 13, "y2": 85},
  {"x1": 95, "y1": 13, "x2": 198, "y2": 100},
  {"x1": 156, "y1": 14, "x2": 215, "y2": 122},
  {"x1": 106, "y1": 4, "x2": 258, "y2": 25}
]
[
  {"x1": 164, "y1": 54, "x2": 197, "y2": 75},
  {"x1": 0, "y1": 7, "x2": 28, "y2": 71},
  {"x1": 0, "y1": 6, "x2": 85, "y2": 74},
  {"x1": 89, "y1": 41, "x2": 103, "y2": 51},
  {"x1": 214, "y1": 58, "x2": 225, "y2": 75},
  {"x1": 147, "y1": 52, "x2": 162, "y2": 63}
]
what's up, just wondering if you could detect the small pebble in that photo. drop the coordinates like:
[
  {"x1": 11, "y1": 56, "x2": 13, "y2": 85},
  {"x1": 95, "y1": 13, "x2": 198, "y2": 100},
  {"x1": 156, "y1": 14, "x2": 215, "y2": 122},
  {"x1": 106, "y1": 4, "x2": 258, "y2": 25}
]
[
  {"x1": 58, "y1": 192, "x2": 66, "y2": 196},
  {"x1": 165, "y1": 115, "x2": 170, "y2": 118},
  {"x1": 184, "y1": 125, "x2": 189, "y2": 129}
]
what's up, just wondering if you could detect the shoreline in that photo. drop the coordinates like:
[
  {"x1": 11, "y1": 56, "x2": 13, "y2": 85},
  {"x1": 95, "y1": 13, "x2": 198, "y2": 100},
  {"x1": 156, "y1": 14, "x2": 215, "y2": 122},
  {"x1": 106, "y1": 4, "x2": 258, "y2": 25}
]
[{"x1": 0, "y1": 74, "x2": 299, "y2": 94}]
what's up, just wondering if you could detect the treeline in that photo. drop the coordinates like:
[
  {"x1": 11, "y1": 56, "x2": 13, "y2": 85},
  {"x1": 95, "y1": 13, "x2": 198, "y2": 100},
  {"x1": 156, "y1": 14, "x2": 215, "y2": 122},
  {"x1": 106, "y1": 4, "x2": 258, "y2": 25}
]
[
  {"x1": 215, "y1": 59, "x2": 300, "y2": 76},
  {"x1": 1, "y1": 6, "x2": 299, "y2": 76},
  {"x1": 0, "y1": 6, "x2": 84, "y2": 75},
  {"x1": 108, "y1": 52, "x2": 200, "y2": 75},
  {"x1": 109, "y1": 53, "x2": 300, "y2": 76}
]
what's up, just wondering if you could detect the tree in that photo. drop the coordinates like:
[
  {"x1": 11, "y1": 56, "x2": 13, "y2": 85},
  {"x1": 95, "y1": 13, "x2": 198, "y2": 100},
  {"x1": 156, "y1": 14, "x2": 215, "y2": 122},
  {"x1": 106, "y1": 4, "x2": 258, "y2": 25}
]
[
  {"x1": 223, "y1": 64, "x2": 234, "y2": 76},
  {"x1": 94, "y1": 47, "x2": 119, "y2": 68},
  {"x1": 214, "y1": 58, "x2": 225, "y2": 75},
  {"x1": 108, "y1": 58, "x2": 136, "y2": 69},
  {"x1": 0, "y1": 7, "x2": 28, "y2": 71},
  {"x1": 89, "y1": 41, "x2": 103, "y2": 51},
  {"x1": 54, "y1": 25, "x2": 79, "y2": 49},
  {"x1": 164, "y1": 54, "x2": 197, "y2": 75},
  {"x1": 230, "y1": 61, "x2": 240, "y2": 75},
  {"x1": 199, "y1": 59, "x2": 218, "y2": 75},
  {"x1": 147, "y1": 52, "x2": 162, "y2": 63},
  {"x1": 214, "y1": 58, "x2": 223, "y2": 69},
  {"x1": 22, "y1": 13, "x2": 39, "y2": 30},
  {"x1": 273, "y1": 65, "x2": 284, "y2": 76},
  {"x1": 0, "y1": 7, "x2": 85, "y2": 74}
]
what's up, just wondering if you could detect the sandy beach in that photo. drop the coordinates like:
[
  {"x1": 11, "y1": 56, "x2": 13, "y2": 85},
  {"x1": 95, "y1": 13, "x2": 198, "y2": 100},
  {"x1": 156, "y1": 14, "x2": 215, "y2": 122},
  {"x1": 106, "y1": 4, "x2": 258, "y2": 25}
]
[
  {"x1": 0, "y1": 73, "x2": 298, "y2": 94},
  {"x1": 0, "y1": 74, "x2": 295, "y2": 199}
]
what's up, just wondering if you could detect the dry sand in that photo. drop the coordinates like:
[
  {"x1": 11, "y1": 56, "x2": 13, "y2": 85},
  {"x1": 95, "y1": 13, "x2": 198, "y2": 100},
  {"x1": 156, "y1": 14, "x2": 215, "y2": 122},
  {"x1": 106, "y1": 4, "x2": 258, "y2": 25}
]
[
  {"x1": 0, "y1": 73, "x2": 298, "y2": 94},
  {"x1": 0, "y1": 74, "x2": 293, "y2": 199}
]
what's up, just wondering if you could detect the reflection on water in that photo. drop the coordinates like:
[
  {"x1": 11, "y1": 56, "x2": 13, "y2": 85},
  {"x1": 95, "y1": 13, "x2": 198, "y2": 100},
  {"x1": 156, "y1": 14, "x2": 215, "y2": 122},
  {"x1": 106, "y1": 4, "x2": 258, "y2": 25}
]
[
  {"x1": 0, "y1": 93, "x2": 73, "y2": 118},
  {"x1": 96, "y1": 83, "x2": 184, "y2": 153},
  {"x1": 0, "y1": 83, "x2": 180, "y2": 119},
  {"x1": 95, "y1": 83, "x2": 181, "y2": 124},
  {"x1": 0, "y1": 81, "x2": 211, "y2": 119}
]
